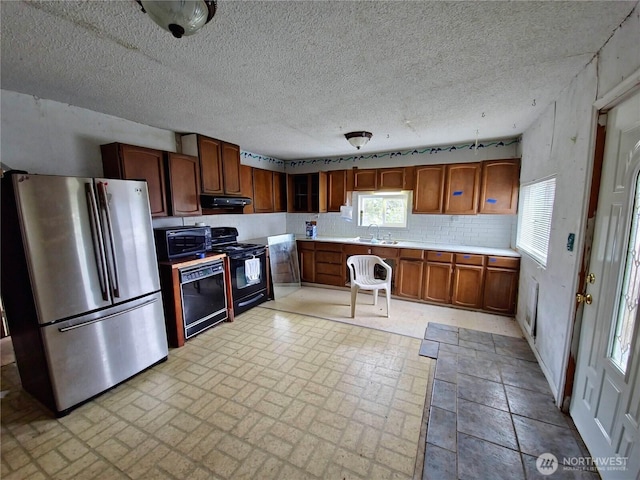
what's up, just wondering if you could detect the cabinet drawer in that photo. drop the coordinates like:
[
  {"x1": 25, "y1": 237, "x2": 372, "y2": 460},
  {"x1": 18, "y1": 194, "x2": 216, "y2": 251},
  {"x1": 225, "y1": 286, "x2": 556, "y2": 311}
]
[
  {"x1": 315, "y1": 242, "x2": 342, "y2": 252},
  {"x1": 455, "y1": 253, "x2": 485, "y2": 266},
  {"x1": 316, "y1": 263, "x2": 342, "y2": 275},
  {"x1": 370, "y1": 246, "x2": 398, "y2": 258},
  {"x1": 343, "y1": 244, "x2": 370, "y2": 255},
  {"x1": 297, "y1": 240, "x2": 315, "y2": 251},
  {"x1": 399, "y1": 249, "x2": 424, "y2": 260},
  {"x1": 316, "y1": 251, "x2": 342, "y2": 264},
  {"x1": 316, "y1": 273, "x2": 344, "y2": 286},
  {"x1": 486, "y1": 256, "x2": 520, "y2": 269},
  {"x1": 427, "y1": 251, "x2": 453, "y2": 263}
]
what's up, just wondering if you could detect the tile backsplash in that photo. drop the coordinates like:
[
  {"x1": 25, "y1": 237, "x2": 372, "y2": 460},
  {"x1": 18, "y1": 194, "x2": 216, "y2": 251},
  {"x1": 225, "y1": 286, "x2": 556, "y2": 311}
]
[
  {"x1": 152, "y1": 211, "x2": 516, "y2": 248},
  {"x1": 287, "y1": 212, "x2": 517, "y2": 249}
]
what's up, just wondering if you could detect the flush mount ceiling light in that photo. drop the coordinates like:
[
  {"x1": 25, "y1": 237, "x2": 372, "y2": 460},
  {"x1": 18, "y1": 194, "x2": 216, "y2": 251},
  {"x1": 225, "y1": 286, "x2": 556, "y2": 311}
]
[
  {"x1": 345, "y1": 131, "x2": 372, "y2": 150},
  {"x1": 137, "y1": 1, "x2": 217, "y2": 38}
]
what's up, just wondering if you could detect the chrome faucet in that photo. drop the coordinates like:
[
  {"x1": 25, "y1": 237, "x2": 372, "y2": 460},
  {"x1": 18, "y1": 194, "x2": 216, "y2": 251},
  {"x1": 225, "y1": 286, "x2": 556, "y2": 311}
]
[{"x1": 367, "y1": 224, "x2": 380, "y2": 240}]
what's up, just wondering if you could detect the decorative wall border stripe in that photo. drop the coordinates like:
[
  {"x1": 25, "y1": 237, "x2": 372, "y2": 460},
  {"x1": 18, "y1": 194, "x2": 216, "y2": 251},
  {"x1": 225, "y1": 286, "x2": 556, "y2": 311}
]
[
  {"x1": 240, "y1": 151, "x2": 286, "y2": 167},
  {"x1": 285, "y1": 138, "x2": 520, "y2": 168}
]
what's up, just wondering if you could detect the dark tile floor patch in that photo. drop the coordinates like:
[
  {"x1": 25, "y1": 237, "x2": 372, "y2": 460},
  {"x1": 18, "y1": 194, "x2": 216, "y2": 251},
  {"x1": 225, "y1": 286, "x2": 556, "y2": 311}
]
[
  {"x1": 419, "y1": 339, "x2": 440, "y2": 358},
  {"x1": 421, "y1": 323, "x2": 592, "y2": 480}
]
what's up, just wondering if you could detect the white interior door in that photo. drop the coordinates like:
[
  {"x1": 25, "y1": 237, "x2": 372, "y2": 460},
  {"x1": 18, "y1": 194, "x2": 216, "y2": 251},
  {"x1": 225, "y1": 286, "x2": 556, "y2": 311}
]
[{"x1": 571, "y1": 90, "x2": 640, "y2": 479}]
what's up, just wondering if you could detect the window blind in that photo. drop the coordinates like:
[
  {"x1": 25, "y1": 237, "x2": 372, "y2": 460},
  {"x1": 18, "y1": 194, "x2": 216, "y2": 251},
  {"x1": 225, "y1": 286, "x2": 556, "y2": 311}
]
[{"x1": 517, "y1": 177, "x2": 556, "y2": 266}]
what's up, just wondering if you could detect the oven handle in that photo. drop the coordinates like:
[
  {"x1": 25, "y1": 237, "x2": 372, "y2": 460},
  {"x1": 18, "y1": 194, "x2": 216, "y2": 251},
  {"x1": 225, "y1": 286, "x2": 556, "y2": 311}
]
[
  {"x1": 238, "y1": 293, "x2": 266, "y2": 308},
  {"x1": 229, "y1": 249, "x2": 266, "y2": 261}
]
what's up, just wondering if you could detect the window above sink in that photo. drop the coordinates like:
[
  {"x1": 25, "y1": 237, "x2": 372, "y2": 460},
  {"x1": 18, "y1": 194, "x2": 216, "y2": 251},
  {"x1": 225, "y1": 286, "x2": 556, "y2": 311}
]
[{"x1": 356, "y1": 191, "x2": 411, "y2": 229}]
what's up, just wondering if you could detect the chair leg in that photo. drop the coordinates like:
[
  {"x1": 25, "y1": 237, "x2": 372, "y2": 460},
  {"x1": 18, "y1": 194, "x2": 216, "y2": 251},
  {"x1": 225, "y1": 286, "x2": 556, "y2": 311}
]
[
  {"x1": 373, "y1": 289, "x2": 378, "y2": 306},
  {"x1": 351, "y1": 286, "x2": 358, "y2": 318},
  {"x1": 385, "y1": 288, "x2": 391, "y2": 318}
]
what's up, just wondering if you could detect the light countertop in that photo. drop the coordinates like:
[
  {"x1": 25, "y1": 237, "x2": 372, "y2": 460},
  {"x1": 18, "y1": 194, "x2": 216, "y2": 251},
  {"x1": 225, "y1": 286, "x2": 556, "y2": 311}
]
[{"x1": 295, "y1": 235, "x2": 520, "y2": 257}]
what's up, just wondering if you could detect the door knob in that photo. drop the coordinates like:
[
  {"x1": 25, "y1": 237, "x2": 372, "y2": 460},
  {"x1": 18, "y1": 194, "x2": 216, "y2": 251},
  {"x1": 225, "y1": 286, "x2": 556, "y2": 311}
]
[{"x1": 576, "y1": 293, "x2": 593, "y2": 305}]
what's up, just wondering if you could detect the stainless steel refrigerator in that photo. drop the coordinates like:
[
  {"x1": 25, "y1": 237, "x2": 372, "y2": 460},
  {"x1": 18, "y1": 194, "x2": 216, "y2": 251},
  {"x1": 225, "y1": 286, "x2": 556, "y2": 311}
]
[{"x1": 1, "y1": 173, "x2": 169, "y2": 415}]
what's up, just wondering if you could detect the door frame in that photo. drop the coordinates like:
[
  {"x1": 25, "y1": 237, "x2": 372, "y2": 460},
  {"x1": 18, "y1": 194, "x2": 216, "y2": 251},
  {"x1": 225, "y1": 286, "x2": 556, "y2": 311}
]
[{"x1": 561, "y1": 68, "x2": 640, "y2": 411}]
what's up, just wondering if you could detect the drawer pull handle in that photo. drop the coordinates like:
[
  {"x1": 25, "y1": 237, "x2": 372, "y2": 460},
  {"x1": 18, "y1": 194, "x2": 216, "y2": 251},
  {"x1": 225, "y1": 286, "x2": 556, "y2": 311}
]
[
  {"x1": 453, "y1": 191, "x2": 463, "y2": 196},
  {"x1": 436, "y1": 253, "x2": 442, "y2": 256},
  {"x1": 489, "y1": 258, "x2": 497, "y2": 262},
  {"x1": 486, "y1": 198, "x2": 497, "y2": 204},
  {"x1": 463, "y1": 255, "x2": 471, "y2": 259}
]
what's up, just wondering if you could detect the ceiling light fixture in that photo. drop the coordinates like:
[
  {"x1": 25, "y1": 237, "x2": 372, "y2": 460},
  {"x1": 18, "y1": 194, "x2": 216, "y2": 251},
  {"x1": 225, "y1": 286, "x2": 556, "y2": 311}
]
[
  {"x1": 345, "y1": 131, "x2": 372, "y2": 150},
  {"x1": 137, "y1": 1, "x2": 217, "y2": 38}
]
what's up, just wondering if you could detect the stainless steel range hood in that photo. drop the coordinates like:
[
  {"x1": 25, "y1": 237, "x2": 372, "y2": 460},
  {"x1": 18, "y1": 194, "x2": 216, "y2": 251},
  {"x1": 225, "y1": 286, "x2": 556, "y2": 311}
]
[{"x1": 200, "y1": 195, "x2": 252, "y2": 208}]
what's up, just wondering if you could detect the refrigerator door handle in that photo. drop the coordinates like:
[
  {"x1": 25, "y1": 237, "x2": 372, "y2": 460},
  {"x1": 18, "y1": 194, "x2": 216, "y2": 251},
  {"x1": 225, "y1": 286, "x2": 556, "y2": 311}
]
[
  {"x1": 85, "y1": 183, "x2": 110, "y2": 301},
  {"x1": 58, "y1": 298, "x2": 158, "y2": 332},
  {"x1": 97, "y1": 181, "x2": 120, "y2": 298}
]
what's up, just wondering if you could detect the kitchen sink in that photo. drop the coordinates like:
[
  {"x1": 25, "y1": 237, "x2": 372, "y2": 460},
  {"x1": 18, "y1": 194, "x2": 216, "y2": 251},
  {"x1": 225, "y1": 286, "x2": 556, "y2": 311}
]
[{"x1": 351, "y1": 237, "x2": 398, "y2": 245}]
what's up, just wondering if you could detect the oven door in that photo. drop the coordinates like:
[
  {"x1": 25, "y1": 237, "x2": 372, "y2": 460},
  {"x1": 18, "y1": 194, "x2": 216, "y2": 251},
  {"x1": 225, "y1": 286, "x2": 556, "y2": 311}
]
[
  {"x1": 179, "y1": 261, "x2": 227, "y2": 339},
  {"x1": 228, "y1": 249, "x2": 268, "y2": 314}
]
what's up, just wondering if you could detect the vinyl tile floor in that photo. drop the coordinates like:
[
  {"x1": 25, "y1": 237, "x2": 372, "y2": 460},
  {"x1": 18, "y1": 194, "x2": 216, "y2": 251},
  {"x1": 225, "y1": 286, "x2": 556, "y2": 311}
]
[
  {"x1": 1, "y1": 287, "x2": 592, "y2": 479},
  {"x1": 421, "y1": 323, "x2": 598, "y2": 480},
  {"x1": 1, "y1": 305, "x2": 434, "y2": 479}
]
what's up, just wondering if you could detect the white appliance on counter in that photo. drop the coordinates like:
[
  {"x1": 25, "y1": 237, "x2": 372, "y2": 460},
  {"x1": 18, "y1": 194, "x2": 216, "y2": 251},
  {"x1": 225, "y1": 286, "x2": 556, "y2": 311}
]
[{"x1": 1, "y1": 173, "x2": 169, "y2": 416}]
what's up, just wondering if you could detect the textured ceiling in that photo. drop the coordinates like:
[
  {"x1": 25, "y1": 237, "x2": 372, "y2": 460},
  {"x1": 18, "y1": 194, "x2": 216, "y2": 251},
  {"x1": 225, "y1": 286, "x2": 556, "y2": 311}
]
[{"x1": 1, "y1": 1, "x2": 636, "y2": 160}]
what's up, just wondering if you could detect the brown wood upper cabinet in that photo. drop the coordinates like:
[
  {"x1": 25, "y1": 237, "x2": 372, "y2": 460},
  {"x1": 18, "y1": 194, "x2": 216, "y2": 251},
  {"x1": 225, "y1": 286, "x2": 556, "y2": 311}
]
[
  {"x1": 288, "y1": 172, "x2": 327, "y2": 213},
  {"x1": 101, "y1": 142, "x2": 168, "y2": 217},
  {"x1": 377, "y1": 167, "x2": 413, "y2": 190},
  {"x1": 273, "y1": 172, "x2": 287, "y2": 212},
  {"x1": 240, "y1": 165, "x2": 255, "y2": 214},
  {"x1": 166, "y1": 153, "x2": 201, "y2": 217},
  {"x1": 413, "y1": 164, "x2": 445, "y2": 213},
  {"x1": 327, "y1": 170, "x2": 348, "y2": 212},
  {"x1": 479, "y1": 159, "x2": 520, "y2": 214},
  {"x1": 253, "y1": 168, "x2": 274, "y2": 213},
  {"x1": 444, "y1": 162, "x2": 481, "y2": 214},
  {"x1": 353, "y1": 168, "x2": 377, "y2": 190},
  {"x1": 182, "y1": 134, "x2": 242, "y2": 196}
]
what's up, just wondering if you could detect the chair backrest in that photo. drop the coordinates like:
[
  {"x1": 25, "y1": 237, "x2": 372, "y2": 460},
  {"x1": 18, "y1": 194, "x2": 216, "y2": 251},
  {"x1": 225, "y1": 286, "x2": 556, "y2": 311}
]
[{"x1": 347, "y1": 255, "x2": 389, "y2": 282}]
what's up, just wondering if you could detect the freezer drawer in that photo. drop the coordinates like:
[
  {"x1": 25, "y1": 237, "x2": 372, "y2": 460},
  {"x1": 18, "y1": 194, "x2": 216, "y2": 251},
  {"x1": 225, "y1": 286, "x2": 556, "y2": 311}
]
[{"x1": 41, "y1": 293, "x2": 168, "y2": 413}]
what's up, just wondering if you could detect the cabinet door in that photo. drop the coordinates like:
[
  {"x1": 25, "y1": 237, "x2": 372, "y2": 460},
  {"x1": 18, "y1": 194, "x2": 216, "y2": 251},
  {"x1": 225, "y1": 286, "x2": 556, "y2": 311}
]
[
  {"x1": 299, "y1": 249, "x2": 315, "y2": 282},
  {"x1": 423, "y1": 262, "x2": 453, "y2": 303},
  {"x1": 378, "y1": 167, "x2": 406, "y2": 190},
  {"x1": 240, "y1": 165, "x2": 255, "y2": 214},
  {"x1": 353, "y1": 169, "x2": 377, "y2": 190},
  {"x1": 221, "y1": 142, "x2": 242, "y2": 195},
  {"x1": 198, "y1": 136, "x2": 224, "y2": 194},
  {"x1": 102, "y1": 143, "x2": 168, "y2": 217},
  {"x1": 273, "y1": 172, "x2": 287, "y2": 212},
  {"x1": 327, "y1": 170, "x2": 347, "y2": 212},
  {"x1": 483, "y1": 267, "x2": 518, "y2": 314},
  {"x1": 452, "y1": 265, "x2": 484, "y2": 308},
  {"x1": 444, "y1": 163, "x2": 481, "y2": 214},
  {"x1": 413, "y1": 165, "x2": 445, "y2": 213},
  {"x1": 479, "y1": 159, "x2": 520, "y2": 214},
  {"x1": 397, "y1": 259, "x2": 424, "y2": 299},
  {"x1": 253, "y1": 168, "x2": 274, "y2": 213},
  {"x1": 167, "y1": 153, "x2": 201, "y2": 216}
]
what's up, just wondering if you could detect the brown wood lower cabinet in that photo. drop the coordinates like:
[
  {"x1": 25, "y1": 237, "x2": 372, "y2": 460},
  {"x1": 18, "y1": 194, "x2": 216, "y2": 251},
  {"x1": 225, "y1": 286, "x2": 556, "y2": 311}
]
[
  {"x1": 452, "y1": 265, "x2": 485, "y2": 309},
  {"x1": 298, "y1": 240, "x2": 519, "y2": 315},
  {"x1": 314, "y1": 242, "x2": 343, "y2": 286},
  {"x1": 396, "y1": 259, "x2": 424, "y2": 299},
  {"x1": 424, "y1": 262, "x2": 453, "y2": 303},
  {"x1": 483, "y1": 262, "x2": 519, "y2": 314},
  {"x1": 298, "y1": 241, "x2": 315, "y2": 282}
]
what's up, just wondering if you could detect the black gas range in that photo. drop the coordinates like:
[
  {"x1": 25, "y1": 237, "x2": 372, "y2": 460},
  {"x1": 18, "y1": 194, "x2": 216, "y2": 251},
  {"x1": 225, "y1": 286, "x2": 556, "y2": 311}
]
[{"x1": 208, "y1": 227, "x2": 268, "y2": 315}]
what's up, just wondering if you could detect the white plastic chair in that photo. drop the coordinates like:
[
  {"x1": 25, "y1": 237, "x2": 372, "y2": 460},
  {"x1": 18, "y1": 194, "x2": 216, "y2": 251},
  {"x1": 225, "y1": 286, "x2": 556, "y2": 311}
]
[{"x1": 346, "y1": 255, "x2": 392, "y2": 318}]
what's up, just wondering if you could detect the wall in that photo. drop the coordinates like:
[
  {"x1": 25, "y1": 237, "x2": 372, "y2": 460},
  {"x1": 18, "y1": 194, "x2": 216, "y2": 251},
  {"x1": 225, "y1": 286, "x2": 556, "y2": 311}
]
[
  {"x1": 0, "y1": 90, "x2": 287, "y2": 240},
  {"x1": 516, "y1": 2, "x2": 640, "y2": 404}
]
